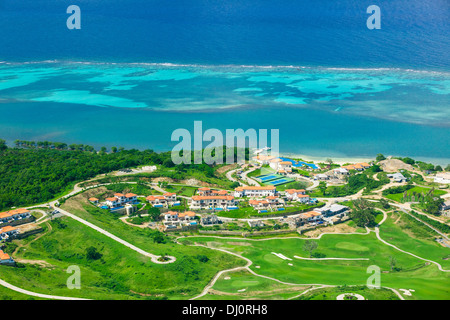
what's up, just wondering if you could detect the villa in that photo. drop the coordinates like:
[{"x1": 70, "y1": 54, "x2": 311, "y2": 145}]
[
  {"x1": 285, "y1": 189, "x2": 306, "y2": 200},
  {"x1": 0, "y1": 250, "x2": 15, "y2": 265},
  {"x1": 190, "y1": 195, "x2": 236, "y2": 209},
  {"x1": 162, "y1": 211, "x2": 198, "y2": 231},
  {"x1": 89, "y1": 197, "x2": 99, "y2": 204},
  {"x1": 162, "y1": 192, "x2": 177, "y2": 201},
  {"x1": 146, "y1": 193, "x2": 178, "y2": 208},
  {"x1": 333, "y1": 167, "x2": 349, "y2": 175},
  {"x1": 105, "y1": 197, "x2": 121, "y2": 208},
  {"x1": 163, "y1": 211, "x2": 179, "y2": 221},
  {"x1": 252, "y1": 154, "x2": 277, "y2": 165},
  {"x1": 0, "y1": 225, "x2": 19, "y2": 240},
  {"x1": 105, "y1": 192, "x2": 139, "y2": 208},
  {"x1": 387, "y1": 172, "x2": 408, "y2": 183},
  {"x1": 301, "y1": 211, "x2": 323, "y2": 222},
  {"x1": 249, "y1": 195, "x2": 284, "y2": 211},
  {"x1": 316, "y1": 204, "x2": 349, "y2": 217},
  {"x1": 125, "y1": 193, "x2": 138, "y2": 203},
  {"x1": 314, "y1": 174, "x2": 329, "y2": 180},
  {"x1": 234, "y1": 186, "x2": 277, "y2": 198},
  {"x1": 342, "y1": 162, "x2": 371, "y2": 171},
  {"x1": 178, "y1": 211, "x2": 196, "y2": 221},
  {"x1": 269, "y1": 158, "x2": 293, "y2": 174},
  {"x1": 249, "y1": 199, "x2": 270, "y2": 210},
  {"x1": 197, "y1": 188, "x2": 229, "y2": 196}
]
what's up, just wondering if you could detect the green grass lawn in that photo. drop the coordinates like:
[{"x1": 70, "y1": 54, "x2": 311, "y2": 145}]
[
  {"x1": 164, "y1": 185, "x2": 198, "y2": 197},
  {"x1": 385, "y1": 186, "x2": 447, "y2": 202},
  {"x1": 181, "y1": 229, "x2": 450, "y2": 299},
  {"x1": 105, "y1": 183, "x2": 156, "y2": 196},
  {"x1": 0, "y1": 191, "x2": 247, "y2": 300},
  {"x1": 0, "y1": 283, "x2": 49, "y2": 300},
  {"x1": 295, "y1": 285, "x2": 400, "y2": 300},
  {"x1": 379, "y1": 210, "x2": 450, "y2": 269},
  {"x1": 292, "y1": 168, "x2": 311, "y2": 177},
  {"x1": 211, "y1": 202, "x2": 323, "y2": 219},
  {"x1": 199, "y1": 269, "x2": 310, "y2": 300},
  {"x1": 275, "y1": 180, "x2": 309, "y2": 191},
  {"x1": 247, "y1": 166, "x2": 275, "y2": 178}
]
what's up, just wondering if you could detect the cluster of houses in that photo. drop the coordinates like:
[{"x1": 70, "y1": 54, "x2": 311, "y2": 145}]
[
  {"x1": 146, "y1": 193, "x2": 178, "y2": 208},
  {"x1": 189, "y1": 187, "x2": 236, "y2": 210},
  {"x1": 187, "y1": 185, "x2": 317, "y2": 214},
  {"x1": 315, "y1": 162, "x2": 372, "y2": 180},
  {"x1": 0, "y1": 210, "x2": 29, "y2": 266},
  {"x1": 188, "y1": 186, "x2": 280, "y2": 211},
  {"x1": 162, "y1": 210, "x2": 198, "y2": 231},
  {"x1": 252, "y1": 154, "x2": 279, "y2": 166},
  {"x1": 286, "y1": 203, "x2": 349, "y2": 229},
  {"x1": 341, "y1": 162, "x2": 372, "y2": 171},
  {"x1": 190, "y1": 195, "x2": 236, "y2": 210},
  {"x1": 0, "y1": 226, "x2": 19, "y2": 241},
  {"x1": 0, "y1": 208, "x2": 32, "y2": 226}
]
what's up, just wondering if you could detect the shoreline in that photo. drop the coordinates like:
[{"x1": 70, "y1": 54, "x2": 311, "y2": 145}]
[
  {"x1": 282, "y1": 153, "x2": 374, "y2": 166},
  {"x1": 281, "y1": 152, "x2": 450, "y2": 167}
]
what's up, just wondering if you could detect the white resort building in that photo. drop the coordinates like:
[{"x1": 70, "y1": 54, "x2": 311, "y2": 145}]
[
  {"x1": 234, "y1": 186, "x2": 277, "y2": 198},
  {"x1": 105, "y1": 193, "x2": 138, "y2": 208},
  {"x1": 269, "y1": 159, "x2": 293, "y2": 174},
  {"x1": 146, "y1": 193, "x2": 178, "y2": 208},
  {"x1": 190, "y1": 195, "x2": 236, "y2": 210}
]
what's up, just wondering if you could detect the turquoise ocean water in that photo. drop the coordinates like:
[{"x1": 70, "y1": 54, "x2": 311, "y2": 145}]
[
  {"x1": 0, "y1": 62, "x2": 449, "y2": 163},
  {"x1": 0, "y1": 1, "x2": 448, "y2": 163}
]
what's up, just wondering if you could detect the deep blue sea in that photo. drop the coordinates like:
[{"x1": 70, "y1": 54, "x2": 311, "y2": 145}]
[{"x1": 0, "y1": 0, "x2": 449, "y2": 163}]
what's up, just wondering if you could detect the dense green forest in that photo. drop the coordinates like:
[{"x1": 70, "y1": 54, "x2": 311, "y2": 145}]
[{"x1": 0, "y1": 139, "x2": 248, "y2": 210}]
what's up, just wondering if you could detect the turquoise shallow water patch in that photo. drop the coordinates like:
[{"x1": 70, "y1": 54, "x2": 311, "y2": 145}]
[
  {"x1": 0, "y1": 62, "x2": 449, "y2": 126},
  {"x1": 31, "y1": 90, "x2": 147, "y2": 108}
]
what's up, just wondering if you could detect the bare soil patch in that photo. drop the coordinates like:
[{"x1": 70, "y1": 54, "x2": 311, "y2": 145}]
[
  {"x1": 216, "y1": 164, "x2": 239, "y2": 175},
  {"x1": 303, "y1": 223, "x2": 357, "y2": 238},
  {"x1": 15, "y1": 259, "x2": 55, "y2": 269},
  {"x1": 180, "y1": 178, "x2": 214, "y2": 187},
  {"x1": 379, "y1": 159, "x2": 414, "y2": 173}
]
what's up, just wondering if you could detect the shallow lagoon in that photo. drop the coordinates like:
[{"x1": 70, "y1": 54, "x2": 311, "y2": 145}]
[{"x1": 0, "y1": 62, "x2": 449, "y2": 164}]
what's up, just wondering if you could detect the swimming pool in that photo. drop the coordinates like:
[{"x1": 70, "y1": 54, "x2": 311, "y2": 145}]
[{"x1": 279, "y1": 157, "x2": 319, "y2": 170}]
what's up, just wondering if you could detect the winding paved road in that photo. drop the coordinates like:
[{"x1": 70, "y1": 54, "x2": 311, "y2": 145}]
[{"x1": 0, "y1": 279, "x2": 89, "y2": 300}]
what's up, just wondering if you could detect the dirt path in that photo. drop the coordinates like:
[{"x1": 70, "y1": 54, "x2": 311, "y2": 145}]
[{"x1": 12, "y1": 221, "x2": 52, "y2": 257}]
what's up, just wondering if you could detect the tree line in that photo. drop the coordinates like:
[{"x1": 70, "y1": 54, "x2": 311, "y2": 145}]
[{"x1": 0, "y1": 139, "x2": 249, "y2": 210}]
